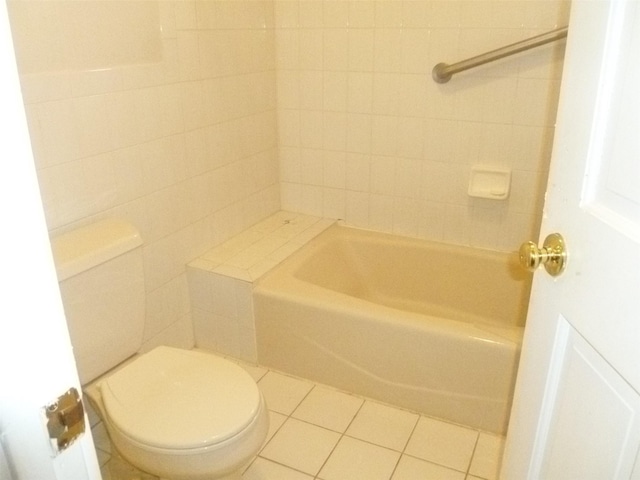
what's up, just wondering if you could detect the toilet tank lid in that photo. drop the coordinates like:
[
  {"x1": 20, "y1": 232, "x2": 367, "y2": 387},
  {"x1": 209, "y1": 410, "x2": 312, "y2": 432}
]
[{"x1": 51, "y1": 219, "x2": 143, "y2": 281}]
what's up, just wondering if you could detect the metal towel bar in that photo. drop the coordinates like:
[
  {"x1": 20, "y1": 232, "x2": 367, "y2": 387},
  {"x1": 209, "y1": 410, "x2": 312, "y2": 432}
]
[{"x1": 432, "y1": 26, "x2": 568, "y2": 83}]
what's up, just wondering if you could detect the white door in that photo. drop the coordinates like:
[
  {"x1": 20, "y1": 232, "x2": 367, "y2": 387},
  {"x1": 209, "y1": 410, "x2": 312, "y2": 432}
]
[
  {"x1": 502, "y1": 1, "x2": 640, "y2": 479},
  {"x1": 0, "y1": 2, "x2": 100, "y2": 479}
]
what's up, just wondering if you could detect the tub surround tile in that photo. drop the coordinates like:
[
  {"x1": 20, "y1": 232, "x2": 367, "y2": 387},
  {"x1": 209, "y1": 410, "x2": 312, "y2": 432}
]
[
  {"x1": 247, "y1": 257, "x2": 284, "y2": 281},
  {"x1": 188, "y1": 211, "x2": 335, "y2": 362},
  {"x1": 192, "y1": 211, "x2": 334, "y2": 282},
  {"x1": 275, "y1": 0, "x2": 567, "y2": 253}
]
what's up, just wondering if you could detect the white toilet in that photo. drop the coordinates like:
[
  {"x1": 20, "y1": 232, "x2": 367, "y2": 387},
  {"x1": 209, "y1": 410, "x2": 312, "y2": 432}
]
[{"x1": 52, "y1": 219, "x2": 269, "y2": 480}]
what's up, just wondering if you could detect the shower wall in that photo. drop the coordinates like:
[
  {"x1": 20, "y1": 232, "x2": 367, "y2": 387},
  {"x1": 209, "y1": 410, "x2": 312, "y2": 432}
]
[
  {"x1": 8, "y1": 1, "x2": 279, "y2": 350},
  {"x1": 276, "y1": 0, "x2": 570, "y2": 251},
  {"x1": 8, "y1": 0, "x2": 569, "y2": 354}
]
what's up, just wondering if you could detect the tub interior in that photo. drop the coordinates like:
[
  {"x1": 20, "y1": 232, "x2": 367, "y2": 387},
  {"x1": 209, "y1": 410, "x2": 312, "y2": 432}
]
[{"x1": 292, "y1": 227, "x2": 531, "y2": 329}]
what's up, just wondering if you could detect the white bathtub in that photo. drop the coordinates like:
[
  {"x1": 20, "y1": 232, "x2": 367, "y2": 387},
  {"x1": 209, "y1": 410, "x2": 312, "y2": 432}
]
[{"x1": 254, "y1": 224, "x2": 532, "y2": 434}]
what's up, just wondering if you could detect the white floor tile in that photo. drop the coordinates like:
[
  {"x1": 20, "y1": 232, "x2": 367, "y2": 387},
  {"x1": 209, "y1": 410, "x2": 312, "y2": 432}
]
[
  {"x1": 345, "y1": 400, "x2": 419, "y2": 451},
  {"x1": 404, "y1": 417, "x2": 478, "y2": 471},
  {"x1": 100, "y1": 465, "x2": 112, "y2": 480},
  {"x1": 96, "y1": 362, "x2": 507, "y2": 480},
  {"x1": 102, "y1": 450, "x2": 158, "y2": 480},
  {"x1": 468, "y1": 432, "x2": 505, "y2": 480},
  {"x1": 91, "y1": 421, "x2": 111, "y2": 454},
  {"x1": 292, "y1": 385, "x2": 364, "y2": 432},
  {"x1": 391, "y1": 455, "x2": 466, "y2": 480},
  {"x1": 260, "y1": 418, "x2": 341, "y2": 475},
  {"x1": 318, "y1": 436, "x2": 400, "y2": 480},
  {"x1": 258, "y1": 371, "x2": 314, "y2": 414},
  {"x1": 243, "y1": 457, "x2": 314, "y2": 480},
  {"x1": 264, "y1": 411, "x2": 287, "y2": 445},
  {"x1": 95, "y1": 448, "x2": 111, "y2": 468},
  {"x1": 239, "y1": 361, "x2": 269, "y2": 383}
]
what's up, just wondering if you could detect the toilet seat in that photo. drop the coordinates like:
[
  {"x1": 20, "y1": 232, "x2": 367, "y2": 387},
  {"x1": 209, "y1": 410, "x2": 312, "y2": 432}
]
[{"x1": 100, "y1": 347, "x2": 261, "y2": 451}]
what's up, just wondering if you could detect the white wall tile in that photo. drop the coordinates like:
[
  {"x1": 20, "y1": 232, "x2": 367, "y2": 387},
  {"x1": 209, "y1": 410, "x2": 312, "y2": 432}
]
[
  {"x1": 374, "y1": 29, "x2": 403, "y2": 73},
  {"x1": 348, "y1": 29, "x2": 375, "y2": 72},
  {"x1": 299, "y1": 30, "x2": 323, "y2": 70},
  {"x1": 274, "y1": 1, "x2": 299, "y2": 29},
  {"x1": 322, "y1": 187, "x2": 345, "y2": 219},
  {"x1": 12, "y1": 0, "x2": 566, "y2": 361},
  {"x1": 276, "y1": 29, "x2": 300, "y2": 70},
  {"x1": 299, "y1": 1, "x2": 324, "y2": 29},
  {"x1": 348, "y1": 1, "x2": 375, "y2": 28},
  {"x1": 15, "y1": 0, "x2": 278, "y2": 352},
  {"x1": 322, "y1": 112, "x2": 347, "y2": 151},
  {"x1": 346, "y1": 113, "x2": 372, "y2": 154},
  {"x1": 323, "y1": 29, "x2": 349, "y2": 71},
  {"x1": 33, "y1": 99, "x2": 82, "y2": 167},
  {"x1": 345, "y1": 190, "x2": 369, "y2": 227},
  {"x1": 323, "y1": 1, "x2": 349, "y2": 28},
  {"x1": 323, "y1": 71, "x2": 348, "y2": 112}
]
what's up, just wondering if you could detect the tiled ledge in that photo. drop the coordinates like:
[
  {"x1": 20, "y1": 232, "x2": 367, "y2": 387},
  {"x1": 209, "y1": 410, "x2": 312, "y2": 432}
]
[
  {"x1": 187, "y1": 211, "x2": 335, "y2": 363},
  {"x1": 188, "y1": 211, "x2": 335, "y2": 282}
]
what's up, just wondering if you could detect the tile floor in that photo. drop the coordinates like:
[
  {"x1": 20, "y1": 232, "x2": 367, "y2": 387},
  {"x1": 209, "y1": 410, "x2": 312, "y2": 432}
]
[{"x1": 95, "y1": 360, "x2": 504, "y2": 480}]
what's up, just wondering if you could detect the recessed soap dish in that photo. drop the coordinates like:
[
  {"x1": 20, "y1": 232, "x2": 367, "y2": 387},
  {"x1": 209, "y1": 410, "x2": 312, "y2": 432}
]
[{"x1": 468, "y1": 166, "x2": 511, "y2": 200}]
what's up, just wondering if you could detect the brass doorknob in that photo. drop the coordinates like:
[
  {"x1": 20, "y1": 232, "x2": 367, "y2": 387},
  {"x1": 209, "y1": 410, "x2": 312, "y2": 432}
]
[{"x1": 519, "y1": 233, "x2": 567, "y2": 276}]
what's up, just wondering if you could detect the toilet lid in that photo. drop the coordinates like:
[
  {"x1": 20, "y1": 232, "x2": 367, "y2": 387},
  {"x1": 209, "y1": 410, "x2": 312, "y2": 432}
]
[{"x1": 101, "y1": 346, "x2": 261, "y2": 450}]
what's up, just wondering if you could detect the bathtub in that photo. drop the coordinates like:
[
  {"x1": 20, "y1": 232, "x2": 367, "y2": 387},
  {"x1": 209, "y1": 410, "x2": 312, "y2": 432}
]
[{"x1": 254, "y1": 224, "x2": 532, "y2": 434}]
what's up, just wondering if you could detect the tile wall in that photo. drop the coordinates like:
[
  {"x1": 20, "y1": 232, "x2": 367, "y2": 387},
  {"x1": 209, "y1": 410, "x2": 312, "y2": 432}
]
[
  {"x1": 276, "y1": 0, "x2": 570, "y2": 251},
  {"x1": 8, "y1": 0, "x2": 280, "y2": 350},
  {"x1": 8, "y1": 0, "x2": 569, "y2": 355}
]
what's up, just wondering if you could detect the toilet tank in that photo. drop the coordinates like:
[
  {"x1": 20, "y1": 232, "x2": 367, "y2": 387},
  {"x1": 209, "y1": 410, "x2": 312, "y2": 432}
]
[{"x1": 51, "y1": 219, "x2": 145, "y2": 385}]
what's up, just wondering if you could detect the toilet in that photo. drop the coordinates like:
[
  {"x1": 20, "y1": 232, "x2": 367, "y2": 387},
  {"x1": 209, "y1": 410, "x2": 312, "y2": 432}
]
[{"x1": 52, "y1": 219, "x2": 269, "y2": 480}]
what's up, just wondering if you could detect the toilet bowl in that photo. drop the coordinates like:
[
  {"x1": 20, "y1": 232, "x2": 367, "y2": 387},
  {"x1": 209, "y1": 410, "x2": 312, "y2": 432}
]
[
  {"x1": 86, "y1": 347, "x2": 269, "y2": 480},
  {"x1": 51, "y1": 219, "x2": 269, "y2": 479}
]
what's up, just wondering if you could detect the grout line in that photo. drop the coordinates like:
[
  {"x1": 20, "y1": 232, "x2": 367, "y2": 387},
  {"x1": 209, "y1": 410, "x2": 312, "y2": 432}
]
[
  {"x1": 310, "y1": 398, "x2": 367, "y2": 479},
  {"x1": 466, "y1": 432, "x2": 481, "y2": 478}
]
